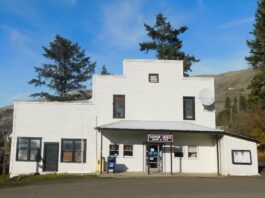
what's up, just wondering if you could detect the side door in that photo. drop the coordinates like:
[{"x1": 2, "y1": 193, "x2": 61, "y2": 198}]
[{"x1": 44, "y1": 143, "x2": 59, "y2": 172}]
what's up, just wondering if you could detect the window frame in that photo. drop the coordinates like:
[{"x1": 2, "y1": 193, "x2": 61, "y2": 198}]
[
  {"x1": 188, "y1": 145, "x2": 198, "y2": 159},
  {"x1": 149, "y1": 73, "x2": 159, "y2": 83},
  {"x1": 16, "y1": 137, "x2": 42, "y2": 162},
  {"x1": 183, "y1": 96, "x2": 195, "y2": 120},
  {"x1": 61, "y1": 139, "x2": 87, "y2": 163},
  {"x1": 123, "y1": 144, "x2": 133, "y2": 157},
  {"x1": 231, "y1": 150, "x2": 252, "y2": 165},
  {"x1": 113, "y1": 95, "x2": 125, "y2": 119},
  {"x1": 109, "y1": 144, "x2": 119, "y2": 156}
]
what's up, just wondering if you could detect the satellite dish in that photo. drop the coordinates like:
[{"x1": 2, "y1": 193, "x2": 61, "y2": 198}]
[{"x1": 199, "y1": 88, "x2": 215, "y2": 106}]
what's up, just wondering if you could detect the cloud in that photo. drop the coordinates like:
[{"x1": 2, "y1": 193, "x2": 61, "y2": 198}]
[
  {"x1": 216, "y1": 17, "x2": 254, "y2": 30},
  {"x1": 98, "y1": 0, "x2": 146, "y2": 49}
]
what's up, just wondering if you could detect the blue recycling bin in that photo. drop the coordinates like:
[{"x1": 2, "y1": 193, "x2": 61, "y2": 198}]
[{"x1": 107, "y1": 156, "x2": 116, "y2": 173}]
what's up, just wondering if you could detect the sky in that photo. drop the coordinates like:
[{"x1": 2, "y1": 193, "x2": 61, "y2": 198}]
[{"x1": 0, "y1": 0, "x2": 258, "y2": 107}]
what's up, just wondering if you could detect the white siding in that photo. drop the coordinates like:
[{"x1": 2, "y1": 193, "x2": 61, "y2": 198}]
[
  {"x1": 10, "y1": 102, "x2": 96, "y2": 177},
  {"x1": 9, "y1": 59, "x2": 258, "y2": 177},
  {"x1": 93, "y1": 60, "x2": 215, "y2": 128},
  {"x1": 219, "y1": 135, "x2": 258, "y2": 176}
]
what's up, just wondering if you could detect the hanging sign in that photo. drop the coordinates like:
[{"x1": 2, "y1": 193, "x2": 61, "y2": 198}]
[{"x1": 148, "y1": 134, "x2": 173, "y2": 143}]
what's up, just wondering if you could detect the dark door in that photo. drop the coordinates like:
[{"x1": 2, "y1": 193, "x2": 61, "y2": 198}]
[{"x1": 44, "y1": 143, "x2": 59, "y2": 172}]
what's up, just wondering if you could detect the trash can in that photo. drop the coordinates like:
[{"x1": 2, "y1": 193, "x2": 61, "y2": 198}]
[{"x1": 107, "y1": 156, "x2": 116, "y2": 173}]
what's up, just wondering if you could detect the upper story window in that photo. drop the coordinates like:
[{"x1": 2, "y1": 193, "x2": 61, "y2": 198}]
[
  {"x1": 149, "y1": 73, "x2": 159, "y2": 83},
  {"x1": 113, "y1": 95, "x2": 125, "y2": 118},
  {"x1": 183, "y1": 97, "x2": 195, "y2": 120},
  {"x1": 16, "y1": 137, "x2": 42, "y2": 161},
  {"x1": 61, "y1": 139, "x2": 86, "y2": 163}
]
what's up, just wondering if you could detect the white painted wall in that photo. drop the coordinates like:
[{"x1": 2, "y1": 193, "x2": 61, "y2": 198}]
[
  {"x1": 9, "y1": 59, "x2": 258, "y2": 177},
  {"x1": 10, "y1": 101, "x2": 96, "y2": 177},
  {"x1": 93, "y1": 59, "x2": 216, "y2": 128},
  {"x1": 101, "y1": 131, "x2": 218, "y2": 174},
  {"x1": 219, "y1": 135, "x2": 259, "y2": 176}
]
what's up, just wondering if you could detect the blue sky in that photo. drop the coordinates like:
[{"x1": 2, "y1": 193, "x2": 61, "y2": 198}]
[{"x1": 0, "y1": 0, "x2": 258, "y2": 106}]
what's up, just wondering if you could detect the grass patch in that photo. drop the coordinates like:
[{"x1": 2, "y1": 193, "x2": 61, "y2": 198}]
[{"x1": 0, "y1": 173, "x2": 97, "y2": 188}]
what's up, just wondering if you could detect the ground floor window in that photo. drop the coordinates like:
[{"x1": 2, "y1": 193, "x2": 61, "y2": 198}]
[
  {"x1": 123, "y1": 145, "x2": 133, "y2": 157},
  {"x1": 109, "y1": 144, "x2": 119, "y2": 156},
  {"x1": 188, "y1": 146, "x2": 198, "y2": 158},
  {"x1": 61, "y1": 139, "x2": 86, "y2": 163},
  {"x1": 174, "y1": 146, "x2": 184, "y2": 157},
  {"x1": 16, "y1": 137, "x2": 41, "y2": 161}
]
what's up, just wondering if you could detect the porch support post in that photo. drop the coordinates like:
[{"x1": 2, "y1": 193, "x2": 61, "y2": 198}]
[
  {"x1": 170, "y1": 142, "x2": 173, "y2": 175},
  {"x1": 216, "y1": 135, "x2": 220, "y2": 175},
  {"x1": 147, "y1": 142, "x2": 150, "y2": 175},
  {"x1": 100, "y1": 130, "x2": 103, "y2": 174}
]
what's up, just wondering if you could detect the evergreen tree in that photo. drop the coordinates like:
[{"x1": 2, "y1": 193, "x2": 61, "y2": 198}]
[
  {"x1": 100, "y1": 65, "x2": 110, "y2": 75},
  {"x1": 29, "y1": 34, "x2": 96, "y2": 101},
  {"x1": 246, "y1": 0, "x2": 265, "y2": 108},
  {"x1": 224, "y1": 97, "x2": 231, "y2": 115},
  {"x1": 139, "y1": 13, "x2": 199, "y2": 76},
  {"x1": 232, "y1": 97, "x2": 238, "y2": 114},
  {"x1": 239, "y1": 95, "x2": 247, "y2": 112}
]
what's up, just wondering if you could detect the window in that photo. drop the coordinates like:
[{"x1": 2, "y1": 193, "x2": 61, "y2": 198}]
[
  {"x1": 113, "y1": 95, "x2": 125, "y2": 118},
  {"x1": 188, "y1": 146, "x2": 198, "y2": 158},
  {"x1": 232, "y1": 150, "x2": 252, "y2": 165},
  {"x1": 16, "y1": 137, "x2": 41, "y2": 161},
  {"x1": 149, "y1": 73, "x2": 159, "y2": 83},
  {"x1": 174, "y1": 146, "x2": 184, "y2": 157},
  {"x1": 109, "y1": 144, "x2": 119, "y2": 156},
  {"x1": 61, "y1": 139, "x2": 86, "y2": 163},
  {"x1": 123, "y1": 145, "x2": 133, "y2": 157},
  {"x1": 183, "y1": 97, "x2": 195, "y2": 120}
]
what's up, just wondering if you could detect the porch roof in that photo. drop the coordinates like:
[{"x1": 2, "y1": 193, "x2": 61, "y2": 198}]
[
  {"x1": 97, "y1": 120, "x2": 260, "y2": 143},
  {"x1": 96, "y1": 120, "x2": 223, "y2": 133}
]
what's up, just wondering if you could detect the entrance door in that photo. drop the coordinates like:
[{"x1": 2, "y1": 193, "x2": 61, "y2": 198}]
[
  {"x1": 44, "y1": 143, "x2": 59, "y2": 172},
  {"x1": 146, "y1": 144, "x2": 163, "y2": 172}
]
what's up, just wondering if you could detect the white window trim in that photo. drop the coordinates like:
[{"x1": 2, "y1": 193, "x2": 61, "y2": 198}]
[
  {"x1": 123, "y1": 144, "x2": 134, "y2": 158},
  {"x1": 188, "y1": 145, "x2": 199, "y2": 160},
  {"x1": 109, "y1": 144, "x2": 120, "y2": 157}
]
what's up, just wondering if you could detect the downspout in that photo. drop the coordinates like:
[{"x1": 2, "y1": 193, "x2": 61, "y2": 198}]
[
  {"x1": 100, "y1": 129, "x2": 103, "y2": 174},
  {"x1": 216, "y1": 135, "x2": 220, "y2": 175}
]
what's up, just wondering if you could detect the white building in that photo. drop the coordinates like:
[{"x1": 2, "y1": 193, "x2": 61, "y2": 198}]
[{"x1": 9, "y1": 59, "x2": 259, "y2": 177}]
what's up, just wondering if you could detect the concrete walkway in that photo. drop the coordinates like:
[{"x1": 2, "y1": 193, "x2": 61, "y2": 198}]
[{"x1": 98, "y1": 172, "x2": 221, "y2": 178}]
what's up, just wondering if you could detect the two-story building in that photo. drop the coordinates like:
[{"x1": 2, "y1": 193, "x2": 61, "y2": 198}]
[{"x1": 9, "y1": 59, "x2": 259, "y2": 177}]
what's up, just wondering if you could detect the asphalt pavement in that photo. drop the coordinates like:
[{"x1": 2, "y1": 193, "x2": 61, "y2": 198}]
[{"x1": 0, "y1": 176, "x2": 265, "y2": 198}]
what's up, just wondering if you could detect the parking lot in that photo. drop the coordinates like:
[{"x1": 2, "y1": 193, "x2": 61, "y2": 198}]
[{"x1": 0, "y1": 176, "x2": 265, "y2": 198}]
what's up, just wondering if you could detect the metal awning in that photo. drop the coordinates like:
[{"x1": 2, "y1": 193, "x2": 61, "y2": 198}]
[
  {"x1": 96, "y1": 120, "x2": 260, "y2": 143},
  {"x1": 96, "y1": 120, "x2": 223, "y2": 133}
]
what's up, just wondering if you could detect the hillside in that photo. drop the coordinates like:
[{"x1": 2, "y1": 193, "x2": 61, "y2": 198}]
[
  {"x1": 0, "y1": 69, "x2": 254, "y2": 132},
  {"x1": 213, "y1": 68, "x2": 254, "y2": 112}
]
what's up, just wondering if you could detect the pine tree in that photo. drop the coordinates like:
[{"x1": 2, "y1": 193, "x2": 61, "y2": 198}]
[
  {"x1": 29, "y1": 34, "x2": 96, "y2": 101},
  {"x1": 239, "y1": 95, "x2": 247, "y2": 112},
  {"x1": 246, "y1": 0, "x2": 265, "y2": 108},
  {"x1": 232, "y1": 97, "x2": 238, "y2": 114},
  {"x1": 100, "y1": 65, "x2": 110, "y2": 75},
  {"x1": 224, "y1": 97, "x2": 231, "y2": 115},
  {"x1": 139, "y1": 13, "x2": 199, "y2": 76}
]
